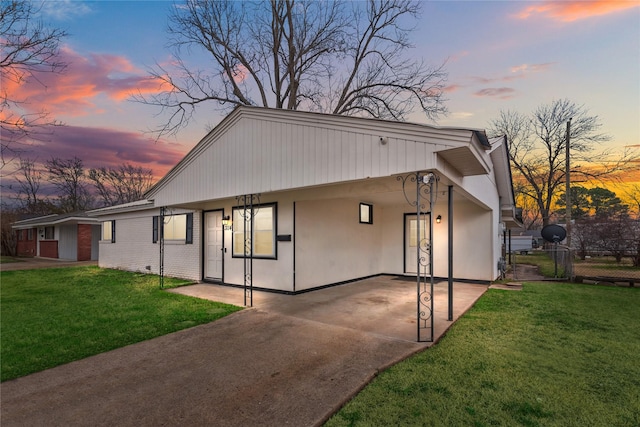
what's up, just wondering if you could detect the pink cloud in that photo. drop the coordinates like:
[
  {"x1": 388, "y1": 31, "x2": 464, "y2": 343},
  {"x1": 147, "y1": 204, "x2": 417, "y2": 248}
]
[
  {"x1": 22, "y1": 125, "x2": 188, "y2": 179},
  {"x1": 443, "y1": 84, "x2": 462, "y2": 94},
  {"x1": 474, "y1": 88, "x2": 516, "y2": 99},
  {"x1": 509, "y1": 63, "x2": 554, "y2": 74},
  {"x1": 447, "y1": 51, "x2": 470, "y2": 63},
  {"x1": 232, "y1": 64, "x2": 249, "y2": 84},
  {"x1": 516, "y1": 1, "x2": 640, "y2": 22},
  {"x1": 471, "y1": 62, "x2": 554, "y2": 85},
  {"x1": 5, "y1": 46, "x2": 168, "y2": 117}
]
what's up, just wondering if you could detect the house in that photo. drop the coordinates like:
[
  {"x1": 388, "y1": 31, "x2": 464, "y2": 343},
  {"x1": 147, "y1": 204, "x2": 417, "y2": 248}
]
[
  {"x1": 12, "y1": 212, "x2": 101, "y2": 261},
  {"x1": 89, "y1": 106, "x2": 519, "y2": 293}
]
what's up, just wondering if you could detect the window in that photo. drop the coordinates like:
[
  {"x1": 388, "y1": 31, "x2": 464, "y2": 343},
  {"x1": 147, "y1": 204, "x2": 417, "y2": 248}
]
[
  {"x1": 101, "y1": 220, "x2": 115, "y2": 243},
  {"x1": 359, "y1": 203, "x2": 373, "y2": 224},
  {"x1": 164, "y1": 214, "x2": 186, "y2": 240},
  {"x1": 232, "y1": 204, "x2": 276, "y2": 258},
  {"x1": 153, "y1": 213, "x2": 193, "y2": 244},
  {"x1": 44, "y1": 226, "x2": 55, "y2": 239},
  {"x1": 27, "y1": 228, "x2": 34, "y2": 240}
]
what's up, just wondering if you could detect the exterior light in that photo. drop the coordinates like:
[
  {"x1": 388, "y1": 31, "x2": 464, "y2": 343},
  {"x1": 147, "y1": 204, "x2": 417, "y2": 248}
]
[
  {"x1": 436, "y1": 215, "x2": 442, "y2": 224},
  {"x1": 222, "y1": 215, "x2": 232, "y2": 230}
]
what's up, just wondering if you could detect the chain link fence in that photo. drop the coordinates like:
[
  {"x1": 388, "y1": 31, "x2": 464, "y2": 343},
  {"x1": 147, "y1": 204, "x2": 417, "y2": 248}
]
[
  {"x1": 507, "y1": 246, "x2": 639, "y2": 286},
  {"x1": 572, "y1": 251, "x2": 639, "y2": 286}
]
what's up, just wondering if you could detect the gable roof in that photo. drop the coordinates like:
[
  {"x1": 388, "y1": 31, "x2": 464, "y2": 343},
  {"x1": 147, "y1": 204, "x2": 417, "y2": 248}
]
[
  {"x1": 87, "y1": 199, "x2": 155, "y2": 216},
  {"x1": 12, "y1": 212, "x2": 100, "y2": 229},
  {"x1": 488, "y1": 135, "x2": 521, "y2": 229},
  {"x1": 145, "y1": 106, "x2": 496, "y2": 207}
]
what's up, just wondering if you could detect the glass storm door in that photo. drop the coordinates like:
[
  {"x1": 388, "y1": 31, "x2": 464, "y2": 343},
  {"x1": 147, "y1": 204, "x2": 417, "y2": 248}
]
[
  {"x1": 205, "y1": 211, "x2": 223, "y2": 280},
  {"x1": 404, "y1": 214, "x2": 430, "y2": 275}
]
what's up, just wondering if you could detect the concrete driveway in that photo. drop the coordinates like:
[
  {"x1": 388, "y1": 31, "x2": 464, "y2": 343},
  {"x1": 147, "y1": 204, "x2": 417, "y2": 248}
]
[
  {"x1": 169, "y1": 276, "x2": 488, "y2": 343},
  {"x1": 1, "y1": 276, "x2": 487, "y2": 426}
]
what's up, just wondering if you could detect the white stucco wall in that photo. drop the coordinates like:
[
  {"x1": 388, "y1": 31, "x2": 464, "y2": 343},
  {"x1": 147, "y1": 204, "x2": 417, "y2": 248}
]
[
  {"x1": 218, "y1": 196, "x2": 295, "y2": 292},
  {"x1": 96, "y1": 174, "x2": 502, "y2": 287},
  {"x1": 295, "y1": 198, "x2": 383, "y2": 291},
  {"x1": 380, "y1": 200, "x2": 495, "y2": 281}
]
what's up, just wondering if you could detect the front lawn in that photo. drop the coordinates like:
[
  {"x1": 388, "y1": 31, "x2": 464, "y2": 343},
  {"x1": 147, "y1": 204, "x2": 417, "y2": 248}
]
[
  {"x1": 0, "y1": 266, "x2": 242, "y2": 381},
  {"x1": 326, "y1": 282, "x2": 640, "y2": 426}
]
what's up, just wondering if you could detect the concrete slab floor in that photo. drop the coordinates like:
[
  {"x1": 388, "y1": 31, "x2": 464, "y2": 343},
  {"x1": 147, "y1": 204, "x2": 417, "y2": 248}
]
[{"x1": 169, "y1": 275, "x2": 488, "y2": 344}]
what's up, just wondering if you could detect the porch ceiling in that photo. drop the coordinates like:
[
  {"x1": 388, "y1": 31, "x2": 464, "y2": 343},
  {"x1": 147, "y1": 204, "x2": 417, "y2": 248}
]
[
  {"x1": 176, "y1": 174, "x2": 474, "y2": 212},
  {"x1": 436, "y1": 146, "x2": 489, "y2": 176}
]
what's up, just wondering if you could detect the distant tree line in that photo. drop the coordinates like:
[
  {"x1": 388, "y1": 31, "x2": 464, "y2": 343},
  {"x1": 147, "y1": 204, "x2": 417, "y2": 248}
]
[
  {"x1": 10, "y1": 156, "x2": 154, "y2": 214},
  {"x1": 557, "y1": 185, "x2": 640, "y2": 266},
  {"x1": 0, "y1": 157, "x2": 154, "y2": 256}
]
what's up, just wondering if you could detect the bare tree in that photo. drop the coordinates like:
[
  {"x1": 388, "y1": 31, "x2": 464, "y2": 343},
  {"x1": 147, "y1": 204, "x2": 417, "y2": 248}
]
[
  {"x1": 13, "y1": 157, "x2": 58, "y2": 214},
  {"x1": 88, "y1": 163, "x2": 154, "y2": 207},
  {"x1": 133, "y1": 0, "x2": 447, "y2": 138},
  {"x1": 595, "y1": 212, "x2": 633, "y2": 263},
  {"x1": 45, "y1": 157, "x2": 94, "y2": 212},
  {"x1": 0, "y1": 201, "x2": 18, "y2": 256},
  {"x1": 572, "y1": 218, "x2": 598, "y2": 260},
  {"x1": 624, "y1": 183, "x2": 640, "y2": 219},
  {"x1": 513, "y1": 179, "x2": 543, "y2": 230},
  {"x1": 488, "y1": 99, "x2": 638, "y2": 227},
  {"x1": 0, "y1": 1, "x2": 68, "y2": 169}
]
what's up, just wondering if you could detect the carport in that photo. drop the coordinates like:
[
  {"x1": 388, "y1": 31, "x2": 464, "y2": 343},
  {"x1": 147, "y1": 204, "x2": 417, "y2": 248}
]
[{"x1": 169, "y1": 275, "x2": 487, "y2": 343}]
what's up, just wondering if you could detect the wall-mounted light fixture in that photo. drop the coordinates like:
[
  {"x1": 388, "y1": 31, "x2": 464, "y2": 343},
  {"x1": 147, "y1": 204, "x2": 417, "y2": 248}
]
[
  {"x1": 222, "y1": 215, "x2": 232, "y2": 230},
  {"x1": 436, "y1": 215, "x2": 442, "y2": 224}
]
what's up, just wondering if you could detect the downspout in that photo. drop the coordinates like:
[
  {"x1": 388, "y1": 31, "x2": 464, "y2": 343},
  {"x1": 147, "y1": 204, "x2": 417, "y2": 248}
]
[
  {"x1": 293, "y1": 201, "x2": 296, "y2": 293},
  {"x1": 448, "y1": 185, "x2": 453, "y2": 321}
]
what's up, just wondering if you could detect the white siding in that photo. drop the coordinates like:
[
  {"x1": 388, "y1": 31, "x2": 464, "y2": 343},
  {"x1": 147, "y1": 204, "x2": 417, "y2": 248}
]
[
  {"x1": 149, "y1": 109, "x2": 479, "y2": 207},
  {"x1": 91, "y1": 225, "x2": 100, "y2": 261},
  {"x1": 58, "y1": 224, "x2": 77, "y2": 261}
]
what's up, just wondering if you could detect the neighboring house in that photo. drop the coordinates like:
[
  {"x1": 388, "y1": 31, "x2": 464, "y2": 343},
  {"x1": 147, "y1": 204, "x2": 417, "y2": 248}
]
[
  {"x1": 12, "y1": 212, "x2": 101, "y2": 261},
  {"x1": 89, "y1": 106, "x2": 519, "y2": 293}
]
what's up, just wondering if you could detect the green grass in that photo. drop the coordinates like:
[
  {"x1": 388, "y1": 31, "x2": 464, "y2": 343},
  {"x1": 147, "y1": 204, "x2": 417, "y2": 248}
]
[
  {"x1": 0, "y1": 266, "x2": 242, "y2": 381},
  {"x1": 326, "y1": 283, "x2": 640, "y2": 427},
  {"x1": 0, "y1": 256, "x2": 22, "y2": 264}
]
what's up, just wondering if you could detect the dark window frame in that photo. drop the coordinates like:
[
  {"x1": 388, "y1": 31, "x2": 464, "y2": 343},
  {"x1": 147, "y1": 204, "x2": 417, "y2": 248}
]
[
  {"x1": 152, "y1": 213, "x2": 193, "y2": 244},
  {"x1": 231, "y1": 202, "x2": 277, "y2": 260},
  {"x1": 44, "y1": 226, "x2": 55, "y2": 240},
  {"x1": 359, "y1": 203, "x2": 373, "y2": 224},
  {"x1": 101, "y1": 220, "x2": 116, "y2": 243}
]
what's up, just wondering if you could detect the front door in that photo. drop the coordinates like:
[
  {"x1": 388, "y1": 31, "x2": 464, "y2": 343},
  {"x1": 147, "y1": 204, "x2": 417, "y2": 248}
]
[
  {"x1": 404, "y1": 214, "x2": 430, "y2": 275},
  {"x1": 204, "y1": 211, "x2": 224, "y2": 280}
]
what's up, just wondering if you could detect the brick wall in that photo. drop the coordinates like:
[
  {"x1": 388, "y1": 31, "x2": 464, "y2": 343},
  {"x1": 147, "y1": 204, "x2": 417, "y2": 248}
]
[
  {"x1": 77, "y1": 224, "x2": 93, "y2": 261},
  {"x1": 99, "y1": 210, "x2": 201, "y2": 281},
  {"x1": 40, "y1": 240, "x2": 59, "y2": 258},
  {"x1": 16, "y1": 228, "x2": 37, "y2": 257}
]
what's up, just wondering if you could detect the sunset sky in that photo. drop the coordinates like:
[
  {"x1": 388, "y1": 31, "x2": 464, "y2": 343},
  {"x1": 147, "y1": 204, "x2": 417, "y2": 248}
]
[{"x1": 5, "y1": 0, "x2": 640, "y2": 190}]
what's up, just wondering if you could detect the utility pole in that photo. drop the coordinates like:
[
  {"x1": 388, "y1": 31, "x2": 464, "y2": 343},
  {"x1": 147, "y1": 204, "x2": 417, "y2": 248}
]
[{"x1": 565, "y1": 118, "x2": 572, "y2": 249}]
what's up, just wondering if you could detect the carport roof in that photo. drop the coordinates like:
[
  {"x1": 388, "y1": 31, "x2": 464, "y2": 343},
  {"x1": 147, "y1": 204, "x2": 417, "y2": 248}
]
[{"x1": 12, "y1": 212, "x2": 100, "y2": 229}]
